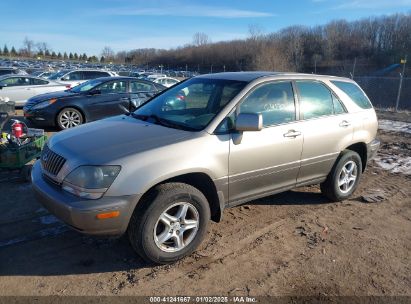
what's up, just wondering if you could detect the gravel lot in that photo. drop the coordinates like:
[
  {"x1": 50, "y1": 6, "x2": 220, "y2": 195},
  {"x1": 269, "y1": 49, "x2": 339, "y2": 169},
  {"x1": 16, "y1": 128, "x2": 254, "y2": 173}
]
[{"x1": 0, "y1": 111, "x2": 410, "y2": 296}]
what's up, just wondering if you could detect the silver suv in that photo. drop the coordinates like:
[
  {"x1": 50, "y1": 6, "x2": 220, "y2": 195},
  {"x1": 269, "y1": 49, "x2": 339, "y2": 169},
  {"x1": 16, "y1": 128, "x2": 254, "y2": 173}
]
[{"x1": 32, "y1": 72, "x2": 380, "y2": 264}]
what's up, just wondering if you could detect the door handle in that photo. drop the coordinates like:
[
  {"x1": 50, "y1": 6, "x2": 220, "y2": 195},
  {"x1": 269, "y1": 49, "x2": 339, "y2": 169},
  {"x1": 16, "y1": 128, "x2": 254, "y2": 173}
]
[
  {"x1": 283, "y1": 130, "x2": 301, "y2": 138},
  {"x1": 339, "y1": 120, "x2": 351, "y2": 127}
]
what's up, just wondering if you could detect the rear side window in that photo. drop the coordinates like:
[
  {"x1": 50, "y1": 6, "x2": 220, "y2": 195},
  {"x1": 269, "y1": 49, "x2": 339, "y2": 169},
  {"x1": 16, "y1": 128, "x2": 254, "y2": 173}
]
[
  {"x1": 296, "y1": 81, "x2": 335, "y2": 119},
  {"x1": 130, "y1": 81, "x2": 154, "y2": 92},
  {"x1": 86, "y1": 71, "x2": 110, "y2": 79},
  {"x1": 331, "y1": 81, "x2": 372, "y2": 109},
  {"x1": 31, "y1": 78, "x2": 48, "y2": 85},
  {"x1": 65, "y1": 71, "x2": 83, "y2": 81}
]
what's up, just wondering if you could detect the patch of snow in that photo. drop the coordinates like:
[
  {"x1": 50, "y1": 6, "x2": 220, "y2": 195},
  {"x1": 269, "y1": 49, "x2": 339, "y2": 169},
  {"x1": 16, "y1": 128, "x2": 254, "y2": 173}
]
[
  {"x1": 379, "y1": 119, "x2": 411, "y2": 134},
  {"x1": 373, "y1": 155, "x2": 411, "y2": 175}
]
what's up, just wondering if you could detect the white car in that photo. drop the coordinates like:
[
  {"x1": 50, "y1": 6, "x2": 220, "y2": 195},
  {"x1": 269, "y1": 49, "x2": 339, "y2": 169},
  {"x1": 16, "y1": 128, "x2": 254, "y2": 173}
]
[
  {"x1": 48, "y1": 69, "x2": 118, "y2": 88},
  {"x1": 153, "y1": 77, "x2": 180, "y2": 88},
  {"x1": 145, "y1": 74, "x2": 166, "y2": 82},
  {"x1": 0, "y1": 75, "x2": 67, "y2": 106}
]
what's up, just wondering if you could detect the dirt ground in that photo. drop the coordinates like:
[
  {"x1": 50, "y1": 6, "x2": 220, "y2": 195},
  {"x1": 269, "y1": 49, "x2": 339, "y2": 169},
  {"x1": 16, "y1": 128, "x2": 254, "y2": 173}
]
[{"x1": 0, "y1": 111, "x2": 410, "y2": 296}]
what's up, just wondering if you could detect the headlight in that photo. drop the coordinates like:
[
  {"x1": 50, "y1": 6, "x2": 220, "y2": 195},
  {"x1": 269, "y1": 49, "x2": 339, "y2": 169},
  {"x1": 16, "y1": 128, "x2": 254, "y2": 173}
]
[
  {"x1": 31, "y1": 98, "x2": 57, "y2": 110},
  {"x1": 62, "y1": 165, "x2": 121, "y2": 199}
]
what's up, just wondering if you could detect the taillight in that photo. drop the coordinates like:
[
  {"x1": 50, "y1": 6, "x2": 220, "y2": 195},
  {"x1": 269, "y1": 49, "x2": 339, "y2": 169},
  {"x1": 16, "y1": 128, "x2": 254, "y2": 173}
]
[{"x1": 66, "y1": 85, "x2": 71, "y2": 89}]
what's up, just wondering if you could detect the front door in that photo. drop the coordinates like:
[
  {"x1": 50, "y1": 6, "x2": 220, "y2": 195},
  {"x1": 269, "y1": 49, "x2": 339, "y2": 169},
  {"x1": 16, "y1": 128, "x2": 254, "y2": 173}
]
[{"x1": 228, "y1": 81, "x2": 303, "y2": 204}]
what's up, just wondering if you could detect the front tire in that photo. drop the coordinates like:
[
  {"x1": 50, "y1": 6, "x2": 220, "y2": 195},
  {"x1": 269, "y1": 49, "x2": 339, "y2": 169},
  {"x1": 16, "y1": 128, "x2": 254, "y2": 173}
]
[
  {"x1": 320, "y1": 150, "x2": 362, "y2": 201},
  {"x1": 128, "y1": 183, "x2": 210, "y2": 264},
  {"x1": 57, "y1": 107, "x2": 84, "y2": 130}
]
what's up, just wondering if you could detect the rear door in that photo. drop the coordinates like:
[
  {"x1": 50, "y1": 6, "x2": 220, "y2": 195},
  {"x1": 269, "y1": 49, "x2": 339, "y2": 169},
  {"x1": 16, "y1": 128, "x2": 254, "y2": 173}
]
[
  {"x1": 0, "y1": 76, "x2": 33, "y2": 104},
  {"x1": 294, "y1": 80, "x2": 354, "y2": 184},
  {"x1": 31, "y1": 78, "x2": 62, "y2": 95},
  {"x1": 228, "y1": 81, "x2": 303, "y2": 204},
  {"x1": 85, "y1": 80, "x2": 129, "y2": 121},
  {"x1": 129, "y1": 80, "x2": 158, "y2": 109}
]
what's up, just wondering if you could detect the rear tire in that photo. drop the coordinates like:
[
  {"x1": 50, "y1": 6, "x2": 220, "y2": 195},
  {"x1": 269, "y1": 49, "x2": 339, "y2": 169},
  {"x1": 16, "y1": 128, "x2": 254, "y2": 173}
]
[
  {"x1": 128, "y1": 182, "x2": 210, "y2": 264},
  {"x1": 57, "y1": 107, "x2": 84, "y2": 130},
  {"x1": 320, "y1": 150, "x2": 362, "y2": 201}
]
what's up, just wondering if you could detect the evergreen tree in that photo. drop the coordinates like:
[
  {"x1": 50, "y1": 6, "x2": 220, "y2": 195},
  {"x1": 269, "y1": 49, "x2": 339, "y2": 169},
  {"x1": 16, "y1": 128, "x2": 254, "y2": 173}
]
[
  {"x1": 100, "y1": 56, "x2": 105, "y2": 63},
  {"x1": 51, "y1": 51, "x2": 57, "y2": 59},
  {"x1": 45, "y1": 49, "x2": 51, "y2": 57},
  {"x1": 63, "y1": 52, "x2": 68, "y2": 60},
  {"x1": 3, "y1": 45, "x2": 9, "y2": 56},
  {"x1": 69, "y1": 52, "x2": 73, "y2": 60},
  {"x1": 57, "y1": 52, "x2": 62, "y2": 59},
  {"x1": 10, "y1": 46, "x2": 17, "y2": 56},
  {"x1": 74, "y1": 53, "x2": 79, "y2": 60}
]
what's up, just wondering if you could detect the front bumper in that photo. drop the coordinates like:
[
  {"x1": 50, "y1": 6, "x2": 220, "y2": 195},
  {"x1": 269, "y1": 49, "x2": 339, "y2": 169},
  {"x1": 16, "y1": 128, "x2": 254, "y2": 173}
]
[
  {"x1": 367, "y1": 138, "x2": 380, "y2": 161},
  {"x1": 31, "y1": 161, "x2": 141, "y2": 235},
  {"x1": 23, "y1": 109, "x2": 56, "y2": 127}
]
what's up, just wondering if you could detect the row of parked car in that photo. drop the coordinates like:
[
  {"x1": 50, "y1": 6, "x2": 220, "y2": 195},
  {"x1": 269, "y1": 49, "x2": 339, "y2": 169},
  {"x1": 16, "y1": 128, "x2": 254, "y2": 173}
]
[{"x1": 0, "y1": 66, "x2": 184, "y2": 129}]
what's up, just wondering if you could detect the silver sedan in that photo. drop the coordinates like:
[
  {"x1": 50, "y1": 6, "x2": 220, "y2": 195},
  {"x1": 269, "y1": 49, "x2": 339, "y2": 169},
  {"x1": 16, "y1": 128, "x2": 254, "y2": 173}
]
[{"x1": 0, "y1": 75, "x2": 68, "y2": 106}]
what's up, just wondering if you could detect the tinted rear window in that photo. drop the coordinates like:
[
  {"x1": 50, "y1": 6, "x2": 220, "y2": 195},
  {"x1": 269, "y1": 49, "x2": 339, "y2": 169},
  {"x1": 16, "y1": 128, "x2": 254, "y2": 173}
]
[{"x1": 331, "y1": 81, "x2": 372, "y2": 109}]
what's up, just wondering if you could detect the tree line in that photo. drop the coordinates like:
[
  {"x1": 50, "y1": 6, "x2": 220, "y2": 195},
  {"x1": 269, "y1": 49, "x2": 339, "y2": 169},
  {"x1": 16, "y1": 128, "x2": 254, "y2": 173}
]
[{"x1": 1, "y1": 13, "x2": 410, "y2": 73}]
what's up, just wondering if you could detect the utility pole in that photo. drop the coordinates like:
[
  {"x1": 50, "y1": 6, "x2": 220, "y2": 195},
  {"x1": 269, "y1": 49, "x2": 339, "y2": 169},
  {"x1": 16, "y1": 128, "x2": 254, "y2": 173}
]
[
  {"x1": 223, "y1": 65, "x2": 226, "y2": 72},
  {"x1": 395, "y1": 55, "x2": 407, "y2": 112},
  {"x1": 185, "y1": 64, "x2": 188, "y2": 73},
  {"x1": 210, "y1": 64, "x2": 213, "y2": 73},
  {"x1": 352, "y1": 57, "x2": 357, "y2": 79}
]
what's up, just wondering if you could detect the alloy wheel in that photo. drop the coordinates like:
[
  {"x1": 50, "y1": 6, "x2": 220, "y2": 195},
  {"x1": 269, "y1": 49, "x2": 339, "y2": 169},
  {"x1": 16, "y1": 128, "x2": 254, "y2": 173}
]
[
  {"x1": 338, "y1": 160, "x2": 358, "y2": 193},
  {"x1": 154, "y1": 202, "x2": 200, "y2": 253},
  {"x1": 59, "y1": 110, "x2": 82, "y2": 129}
]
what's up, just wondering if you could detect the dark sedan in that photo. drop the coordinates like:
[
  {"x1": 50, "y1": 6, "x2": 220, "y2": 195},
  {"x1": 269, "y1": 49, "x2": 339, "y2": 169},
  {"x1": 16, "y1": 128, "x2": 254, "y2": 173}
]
[{"x1": 23, "y1": 77, "x2": 165, "y2": 129}]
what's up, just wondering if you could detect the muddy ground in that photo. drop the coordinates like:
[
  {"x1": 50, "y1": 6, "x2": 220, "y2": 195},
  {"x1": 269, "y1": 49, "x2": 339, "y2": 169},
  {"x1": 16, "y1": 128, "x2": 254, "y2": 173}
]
[{"x1": 0, "y1": 110, "x2": 410, "y2": 296}]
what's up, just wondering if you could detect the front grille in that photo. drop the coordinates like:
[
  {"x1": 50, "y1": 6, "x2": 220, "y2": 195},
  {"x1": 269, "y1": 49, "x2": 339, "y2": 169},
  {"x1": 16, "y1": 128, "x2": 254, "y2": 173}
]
[{"x1": 41, "y1": 145, "x2": 66, "y2": 176}]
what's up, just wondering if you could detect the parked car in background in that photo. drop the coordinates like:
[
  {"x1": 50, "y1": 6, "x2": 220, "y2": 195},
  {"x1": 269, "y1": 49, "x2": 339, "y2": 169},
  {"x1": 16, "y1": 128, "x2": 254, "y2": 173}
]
[
  {"x1": 48, "y1": 69, "x2": 118, "y2": 88},
  {"x1": 153, "y1": 77, "x2": 180, "y2": 88},
  {"x1": 145, "y1": 74, "x2": 166, "y2": 82},
  {"x1": 0, "y1": 67, "x2": 28, "y2": 76},
  {"x1": 0, "y1": 75, "x2": 67, "y2": 106},
  {"x1": 31, "y1": 72, "x2": 379, "y2": 264},
  {"x1": 24, "y1": 76, "x2": 165, "y2": 129},
  {"x1": 39, "y1": 71, "x2": 56, "y2": 78}
]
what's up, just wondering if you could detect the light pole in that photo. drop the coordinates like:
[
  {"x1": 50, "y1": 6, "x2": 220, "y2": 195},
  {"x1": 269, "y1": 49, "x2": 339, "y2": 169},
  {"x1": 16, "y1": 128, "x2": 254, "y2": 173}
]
[{"x1": 395, "y1": 55, "x2": 407, "y2": 112}]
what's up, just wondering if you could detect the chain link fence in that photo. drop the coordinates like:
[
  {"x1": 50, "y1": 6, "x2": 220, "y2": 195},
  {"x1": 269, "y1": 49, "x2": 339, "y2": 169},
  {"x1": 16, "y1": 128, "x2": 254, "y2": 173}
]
[{"x1": 353, "y1": 76, "x2": 410, "y2": 110}]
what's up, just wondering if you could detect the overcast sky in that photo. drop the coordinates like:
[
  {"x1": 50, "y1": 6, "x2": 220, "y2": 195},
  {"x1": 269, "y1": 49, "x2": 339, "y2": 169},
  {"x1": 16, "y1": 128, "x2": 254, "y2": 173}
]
[{"x1": 1, "y1": 0, "x2": 411, "y2": 56}]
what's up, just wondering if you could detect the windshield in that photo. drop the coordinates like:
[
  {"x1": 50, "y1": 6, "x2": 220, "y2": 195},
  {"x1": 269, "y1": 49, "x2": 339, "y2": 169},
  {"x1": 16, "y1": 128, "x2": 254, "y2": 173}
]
[
  {"x1": 133, "y1": 78, "x2": 246, "y2": 131},
  {"x1": 48, "y1": 70, "x2": 69, "y2": 80},
  {"x1": 69, "y1": 78, "x2": 105, "y2": 93}
]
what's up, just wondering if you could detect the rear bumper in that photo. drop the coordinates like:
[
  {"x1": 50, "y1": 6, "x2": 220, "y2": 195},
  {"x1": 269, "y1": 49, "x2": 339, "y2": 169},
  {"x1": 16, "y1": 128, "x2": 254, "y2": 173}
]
[
  {"x1": 367, "y1": 138, "x2": 380, "y2": 161},
  {"x1": 31, "y1": 160, "x2": 141, "y2": 235}
]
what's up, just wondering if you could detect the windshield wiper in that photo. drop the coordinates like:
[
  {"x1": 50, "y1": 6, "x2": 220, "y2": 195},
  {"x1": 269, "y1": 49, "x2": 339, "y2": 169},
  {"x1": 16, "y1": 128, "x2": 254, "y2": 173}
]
[{"x1": 131, "y1": 113, "x2": 198, "y2": 131}]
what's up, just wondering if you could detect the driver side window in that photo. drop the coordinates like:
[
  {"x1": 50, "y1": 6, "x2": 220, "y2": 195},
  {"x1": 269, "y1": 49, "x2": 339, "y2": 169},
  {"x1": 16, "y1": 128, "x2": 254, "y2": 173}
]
[{"x1": 239, "y1": 81, "x2": 296, "y2": 127}]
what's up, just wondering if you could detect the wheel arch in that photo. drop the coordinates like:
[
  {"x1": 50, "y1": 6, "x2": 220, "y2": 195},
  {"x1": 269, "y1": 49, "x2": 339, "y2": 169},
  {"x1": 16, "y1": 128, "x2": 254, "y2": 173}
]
[
  {"x1": 133, "y1": 172, "x2": 224, "y2": 223},
  {"x1": 344, "y1": 142, "x2": 367, "y2": 172}
]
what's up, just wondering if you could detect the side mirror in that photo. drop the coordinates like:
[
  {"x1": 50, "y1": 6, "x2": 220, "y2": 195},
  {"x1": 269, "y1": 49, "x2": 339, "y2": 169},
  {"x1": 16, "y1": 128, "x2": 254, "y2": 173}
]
[{"x1": 235, "y1": 113, "x2": 263, "y2": 132}]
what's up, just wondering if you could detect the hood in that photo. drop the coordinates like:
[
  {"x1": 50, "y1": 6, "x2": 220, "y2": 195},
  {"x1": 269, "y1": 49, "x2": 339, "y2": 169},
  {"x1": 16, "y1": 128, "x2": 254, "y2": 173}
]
[
  {"x1": 26, "y1": 90, "x2": 80, "y2": 105},
  {"x1": 47, "y1": 115, "x2": 193, "y2": 165}
]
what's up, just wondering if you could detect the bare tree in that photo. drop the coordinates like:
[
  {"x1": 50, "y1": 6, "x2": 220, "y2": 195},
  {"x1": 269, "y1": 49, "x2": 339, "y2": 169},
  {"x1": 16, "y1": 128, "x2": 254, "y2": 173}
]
[
  {"x1": 248, "y1": 24, "x2": 264, "y2": 40},
  {"x1": 22, "y1": 37, "x2": 35, "y2": 57},
  {"x1": 101, "y1": 46, "x2": 115, "y2": 61},
  {"x1": 192, "y1": 33, "x2": 210, "y2": 47}
]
